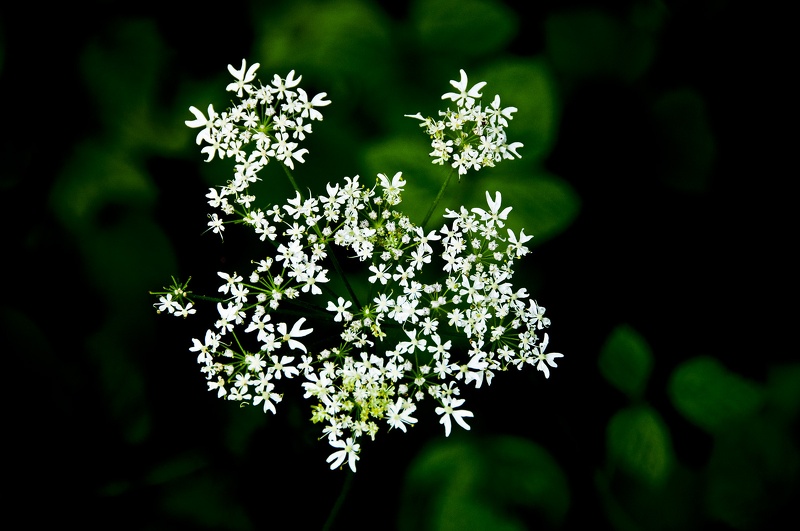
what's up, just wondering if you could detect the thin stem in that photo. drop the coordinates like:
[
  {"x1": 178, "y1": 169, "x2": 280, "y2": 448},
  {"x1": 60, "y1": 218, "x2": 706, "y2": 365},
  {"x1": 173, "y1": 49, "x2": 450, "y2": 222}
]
[
  {"x1": 280, "y1": 161, "x2": 304, "y2": 195},
  {"x1": 280, "y1": 163, "x2": 362, "y2": 310},
  {"x1": 421, "y1": 168, "x2": 456, "y2": 230},
  {"x1": 322, "y1": 470, "x2": 355, "y2": 531},
  {"x1": 327, "y1": 245, "x2": 363, "y2": 311},
  {"x1": 187, "y1": 293, "x2": 228, "y2": 303}
]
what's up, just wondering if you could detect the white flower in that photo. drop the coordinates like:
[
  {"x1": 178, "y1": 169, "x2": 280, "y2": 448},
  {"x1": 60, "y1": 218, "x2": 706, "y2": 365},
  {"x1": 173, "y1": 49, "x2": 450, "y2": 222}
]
[
  {"x1": 297, "y1": 87, "x2": 331, "y2": 121},
  {"x1": 252, "y1": 381, "x2": 281, "y2": 414},
  {"x1": 326, "y1": 297, "x2": 353, "y2": 322},
  {"x1": 387, "y1": 399, "x2": 418, "y2": 433},
  {"x1": 507, "y1": 227, "x2": 533, "y2": 257},
  {"x1": 185, "y1": 104, "x2": 217, "y2": 145},
  {"x1": 472, "y1": 191, "x2": 513, "y2": 229},
  {"x1": 442, "y1": 69, "x2": 486, "y2": 108},
  {"x1": 377, "y1": 171, "x2": 405, "y2": 203},
  {"x1": 276, "y1": 318, "x2": 313, "y2": 352},
  {"x1": 155, "y1": 293, "x2": 179, "y2": 314},
  {"x1": 226, "y1": 59, "x2": 260, "y2": 97},
  {"x1": 435, "y1": 396, "x2": 474, "y2": 437},
  {"x1": 327, "y1": 437, "x2": 360, "y2": 472},
  {"x1": 535, "y1": 333, "x2": 563, "y2": 379}
]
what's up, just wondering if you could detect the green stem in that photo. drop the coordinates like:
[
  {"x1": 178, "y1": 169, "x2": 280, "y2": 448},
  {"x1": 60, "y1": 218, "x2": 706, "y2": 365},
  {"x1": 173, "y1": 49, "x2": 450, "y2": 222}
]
[
  {"x1": 189, "y1": 293, "x2": 228, "y2": 303},
  {"x1": 280, "y1": 163, "x2": 362, "y2": 310},
  {"x1": 322, "y1": 470, "x2": 354, "y2": 531},
  {"x1": 280, "y1": 161, "x2": 304, "y2": 196},
  {"x1": 421, "y1": 168, "x2": 456, "y2": 230}
]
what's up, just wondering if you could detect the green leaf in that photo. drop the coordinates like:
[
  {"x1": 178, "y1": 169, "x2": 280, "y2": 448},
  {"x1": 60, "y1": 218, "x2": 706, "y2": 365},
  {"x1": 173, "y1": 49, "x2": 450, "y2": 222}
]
[
  {"x1": 146, "y1": 453, "x2": 207, "y2": 486},
  {"x1": 410, "y1": 0, "x2": 519, "y2": 57},
  {"x1": 81, "y1": 19, "x2": 185, "y2": 153},
  {"x1": 705, "y1": 416, "x2": 799, "y2": 529},
  {"x1": 475, "y1": 58, "x2": 561, "y2": 163},
  {"x1": 606, "y1": 405, "x2": 674, "y2": 487},
  {"x1": 255, "y1": 0, "x2": 393, "y2": 87},
  {"x1": 652, "y1": 88, "x2": 716, "y2": 193},
  {"x1": 399, "y1": 435, "x2": 569, "y2": 531},
  {"x1": 360, "y1": 134, "x2": 445, "y2": 225},
  {"x1": 598, "y1": 324, "x2": 654, "y2": 399},
  {"x1": 544, "y1": 8, "x2": 655, "y2": 83},
  {"x1": 766, "y1": 363, "x2": 800, "y2": 425},
  {"x1": 159, "y1": 470, "x2": 252, "y2": 530},
  {"x1": 468, "y1": 170, "x2": 581, "y2": 246},
  {"x1": 668, "y1": 356, "x2": 764, "y2": 434},
  {"x1": 49, "y1": 140, "x2": 157, "y2": 235}
]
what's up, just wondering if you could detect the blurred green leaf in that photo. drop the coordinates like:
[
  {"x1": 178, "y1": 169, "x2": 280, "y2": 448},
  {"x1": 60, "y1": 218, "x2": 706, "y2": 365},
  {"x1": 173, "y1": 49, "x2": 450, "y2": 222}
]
[
  {"x1": 391, "y1": 166, "x2": 579, "y2": 244},
  {"x1": 159, "y1": 471, "x2": 252, "y2": 530},
  {"x1": 544, "y1": 8, "x2": 655, "y2": 83},
  {"x1": 400, "y1": 435, "x2": 569, "y2": 531},
  {"x1": 224, "y1": 404, "x2": 269, "y2": 456},
  {"x1": 81, "y1": 19, "x2": 186, "y2": 153},
  {"x1": 146, "y1": 453, "x2": 208, "y2": 486},
  {"x1": 86, "y1": 322, "x2": 151, "y2": 444},
  {"x1": 598, "y1": 324, "x2": 654, "y2": 399},
  {"x1": 606, "y1": 405, "x2": 674, "y2": 487},
  {"x1": 596, "y1": 461, "x2": 700, "y2": 531},
  {"x1": 652, "y1": 88, "x2": 716, "y2": 193},
  {"x1": 705, "y1": 415, "x2": 800, "y2": 530},
  {"x1": 668, "y1": 356, "x2": 764, "y2": 434},
  {"x1": 361, "y1": 133, "x2": 445, "y2": 224},
  {"x1": 255, "y1": 0, "x2": 393, "y2": 92},
  {"x1": 82, "y1": 217, "x2": 178, "y2": 305},
  {"x1": 410, "y1": 0, "x2": 518, "y2": 57},
  {"x1": 49, "y1": 140, "x2": 157, "y2": 234},
  {"x1": 476, "y1": 58, "x2": 561, "y2": 163},
  {"x1": 470, "y1": 170, "x2": 581, "y2": 246},
  {"x1": 486, "y1": 436, "x2": 570, "y2": 522},
  {"x1": 766, "y1": 363, "x2": 800, "y2": 424}
]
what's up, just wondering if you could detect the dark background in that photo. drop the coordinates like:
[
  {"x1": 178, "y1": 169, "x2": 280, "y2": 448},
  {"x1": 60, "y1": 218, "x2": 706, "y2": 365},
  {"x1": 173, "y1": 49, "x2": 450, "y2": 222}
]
[{"x1": 2, "y1": 1, "x2": 795, "y2": 529}]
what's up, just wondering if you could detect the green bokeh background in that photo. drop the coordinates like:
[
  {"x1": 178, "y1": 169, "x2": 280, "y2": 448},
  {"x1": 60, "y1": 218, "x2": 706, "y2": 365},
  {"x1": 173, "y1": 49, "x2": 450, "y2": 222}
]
[{"x1": 2, "y1": 1, "x2": 795, "y2": 529}]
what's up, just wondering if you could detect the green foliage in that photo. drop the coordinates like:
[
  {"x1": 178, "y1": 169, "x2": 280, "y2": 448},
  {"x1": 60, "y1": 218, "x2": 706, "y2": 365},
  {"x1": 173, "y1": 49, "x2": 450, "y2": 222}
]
[
  {"x1": 472, "y1": 170, "x2": 580, "y2": 245},
  {"x1": 668, "y1": 356, "x2": 764, "y2": 434},
  {"x1": 598, "y1": 324, "x2": 654, "y2": 400},
  {"x1": 399, "y1": 435, "x2": 569, "y2": 531},
  {"x1": 606, "y1": 405, "x2": 673, "y2": 486},
  {"x1": 156, "y1": 470, "x2": 253, "y2": 530},
  {"x1": 410, "y1": 0, "x2": 519, "y2": 58},
  {"x1": 361, "y1": 134, "x2": 443, "y2": 223},
  {"x1": 767, "y1": 363, "x2": 800, "y2": 424},
  {"x1": 254, "y1": 0, "x2": 395, "y2": 96},
  {"x1": 652, "y1": 88, "x2": 716, "y2": 192},
  {"x1": 704, "y1": 416, "x2": 795, "y2": 529},
  {"x1": 475, "y1": 58, "x2": 561, "y2": 164},
  {"x1": 544, "y1": 6, "x2": 662, "y2": 83},
  {"x1": 80, "y1": 19, "x2": 188, "y2": 153}
]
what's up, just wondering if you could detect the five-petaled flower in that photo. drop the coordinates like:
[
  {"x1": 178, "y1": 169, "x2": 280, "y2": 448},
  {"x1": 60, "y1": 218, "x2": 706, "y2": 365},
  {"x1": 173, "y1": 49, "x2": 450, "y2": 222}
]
[
  {"x1": 535, "y1": 333, "x2": 563, "y2": 379},
  {"x1": 226, "y1": 59, "x2": 260, "y2": 97},
  {"x1": 435, "y1": 397, "x2": 474, "y2": 437},
  {"x1": 442, "y1": 69, "x2": 487, "y2": 108},
  {"x1": 327, "y1": 437, "x2": 361, "y2": 473}
]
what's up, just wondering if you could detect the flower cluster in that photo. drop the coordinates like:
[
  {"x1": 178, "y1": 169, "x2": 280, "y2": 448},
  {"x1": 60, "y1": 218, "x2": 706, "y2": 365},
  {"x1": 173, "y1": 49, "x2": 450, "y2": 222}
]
[
  {"x1": 153, "y1": 61, "x2": 562, "y2": 473},
  {"x1": 186, "y1": 59, "x2": 330, "y2": 182},
  {"x1": 406, "y1": 69, "x2": 523, "y2": 176}
]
